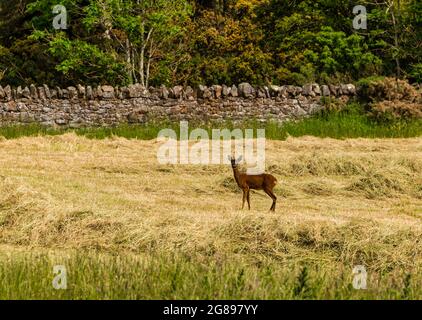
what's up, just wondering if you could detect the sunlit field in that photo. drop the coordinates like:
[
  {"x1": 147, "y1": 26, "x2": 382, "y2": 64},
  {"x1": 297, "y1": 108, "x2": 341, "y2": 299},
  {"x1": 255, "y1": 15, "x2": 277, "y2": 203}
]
[{"x1": 0, "y1": 134, "x2": 421, "y2": 299}]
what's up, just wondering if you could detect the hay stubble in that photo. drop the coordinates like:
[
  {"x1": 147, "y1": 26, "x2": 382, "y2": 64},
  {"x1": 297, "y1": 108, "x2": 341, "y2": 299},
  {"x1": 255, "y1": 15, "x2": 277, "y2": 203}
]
[{"x1": 0, "y1": 134, "x2": 421, "y2": 298}]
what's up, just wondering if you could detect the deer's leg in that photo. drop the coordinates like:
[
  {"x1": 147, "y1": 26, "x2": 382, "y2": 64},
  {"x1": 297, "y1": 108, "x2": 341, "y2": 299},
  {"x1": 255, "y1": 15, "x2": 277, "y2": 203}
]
[
  {"x1": 242, "y1": 189, "x2": 246, "y2": 210},
  {"x1": 264, "y1": 188, "x2": 277, "y2": 212},
  {"x1": 269, "y1": 189, "x2": 277, "y2": 212},
  {"x1": 246, "y1": 189, "x2": 251, "y2": 210}
]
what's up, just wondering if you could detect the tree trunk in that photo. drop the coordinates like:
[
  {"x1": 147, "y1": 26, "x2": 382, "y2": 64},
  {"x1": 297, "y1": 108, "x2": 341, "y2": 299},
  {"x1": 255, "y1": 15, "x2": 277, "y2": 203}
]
[{"x1": 390, "y1": 0, "x2": 401, "y2": 79}]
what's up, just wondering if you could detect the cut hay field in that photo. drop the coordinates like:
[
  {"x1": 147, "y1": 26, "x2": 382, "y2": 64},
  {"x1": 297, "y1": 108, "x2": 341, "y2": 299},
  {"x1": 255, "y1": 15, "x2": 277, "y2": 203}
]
[{"x1": 0, "y1": 134, "x2": 421, "y2": 299}]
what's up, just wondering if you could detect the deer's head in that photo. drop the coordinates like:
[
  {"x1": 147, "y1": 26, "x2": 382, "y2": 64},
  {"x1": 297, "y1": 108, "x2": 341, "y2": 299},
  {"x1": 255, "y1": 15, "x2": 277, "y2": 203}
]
[{"x1": 228, "y1": 155, "x2": 242, "y2": 169}]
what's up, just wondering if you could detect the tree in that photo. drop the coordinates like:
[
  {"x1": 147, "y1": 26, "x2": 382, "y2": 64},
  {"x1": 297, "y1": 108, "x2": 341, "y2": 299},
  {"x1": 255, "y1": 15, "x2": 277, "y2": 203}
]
[
  {"x1": 185, "y1": 0, "x2": 273, "y2": 85},
  {"x1": 1, "y1": 0, "x2": 421, "y2": 86},
  {"x1": 82, "y1": 0, "x2": 192, "y2": 86},
  {"x1": 257, "y1": 0, "x2": 382, "y2": 84},
  {"x1": 0, "y1": 0, "x2": 60, "y2": 85},
  {"x1": 25, "y1": 0, "x2": 191, "y2": 86}
]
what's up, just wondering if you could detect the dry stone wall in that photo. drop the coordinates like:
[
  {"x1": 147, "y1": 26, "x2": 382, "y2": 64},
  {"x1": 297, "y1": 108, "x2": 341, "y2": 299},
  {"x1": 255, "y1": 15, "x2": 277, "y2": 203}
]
[{"x1": 0, "y1": 82, "x2": 356, "y2": 127}]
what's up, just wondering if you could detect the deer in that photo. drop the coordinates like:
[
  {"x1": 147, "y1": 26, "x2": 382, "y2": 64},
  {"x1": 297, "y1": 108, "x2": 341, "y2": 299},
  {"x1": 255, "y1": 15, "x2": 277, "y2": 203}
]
[{"x1": 228, "y1": 155, "x2": 278, "y2": 212}]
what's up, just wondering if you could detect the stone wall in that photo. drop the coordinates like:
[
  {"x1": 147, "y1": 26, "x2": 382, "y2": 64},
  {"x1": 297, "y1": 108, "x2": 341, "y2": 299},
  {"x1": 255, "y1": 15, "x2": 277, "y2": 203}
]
[{"x1": 0, "y1": 82, "x2": 356, "y2": 127}]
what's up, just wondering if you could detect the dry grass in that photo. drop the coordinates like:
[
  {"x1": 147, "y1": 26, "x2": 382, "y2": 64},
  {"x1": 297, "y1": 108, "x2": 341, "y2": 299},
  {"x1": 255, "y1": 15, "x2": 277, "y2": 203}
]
[{"x1": 0, "y1": 134, "x2": 421, "y2": 298}]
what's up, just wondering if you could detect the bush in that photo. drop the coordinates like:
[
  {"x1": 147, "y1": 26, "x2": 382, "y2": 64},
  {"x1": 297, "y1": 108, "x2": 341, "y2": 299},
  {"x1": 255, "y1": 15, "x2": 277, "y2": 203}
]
[
  {"x1": 359, "y1": 77, "x2": 420, "y2": 102},
  {"x1": 358, "y1": 77, "x2": 422, "y2": 122},
  {"x1": 370, "y1": 100, "x2": 422, "y2": 121}
]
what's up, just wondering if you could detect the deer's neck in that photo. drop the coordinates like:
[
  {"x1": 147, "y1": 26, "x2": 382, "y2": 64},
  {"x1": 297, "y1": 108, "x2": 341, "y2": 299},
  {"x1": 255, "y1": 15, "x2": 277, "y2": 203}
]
[{"x1": 232, "y1": 167, "x2": 242, "y2": 186}]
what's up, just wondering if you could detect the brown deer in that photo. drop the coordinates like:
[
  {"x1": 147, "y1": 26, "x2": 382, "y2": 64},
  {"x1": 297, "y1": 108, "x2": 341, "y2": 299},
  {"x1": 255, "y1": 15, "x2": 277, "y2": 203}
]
[{"x1": 228, "y1": 155, "x2": 278, "y2": 211}]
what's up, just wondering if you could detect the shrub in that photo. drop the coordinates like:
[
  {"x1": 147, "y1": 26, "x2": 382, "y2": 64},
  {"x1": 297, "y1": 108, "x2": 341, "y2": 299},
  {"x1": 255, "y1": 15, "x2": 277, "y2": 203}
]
[
  {"x1": 359, "y1": 77, "x2": 420, "y2": 103},
  {"x1": 358, "y1": 77, "x2": 422, "y2": 122},
  {"x1": 370, "y1": 100, "x2": 422, "y2": 121}
]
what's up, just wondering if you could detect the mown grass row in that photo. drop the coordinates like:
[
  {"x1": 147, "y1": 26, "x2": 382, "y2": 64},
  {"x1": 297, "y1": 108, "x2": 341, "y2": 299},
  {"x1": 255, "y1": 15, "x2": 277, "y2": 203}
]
[
  {"x1": 0, "y1": 103, "x2": 421, "y2": 140},
  {"x1": 0, "y1": 250, "x2": 420, "y2": 300}
]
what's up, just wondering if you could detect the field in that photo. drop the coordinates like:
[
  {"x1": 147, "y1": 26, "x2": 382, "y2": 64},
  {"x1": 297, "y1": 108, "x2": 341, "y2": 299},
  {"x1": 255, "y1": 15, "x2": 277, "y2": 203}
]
[{"x1": 0, "y1": 133, "x2": 421, "y2": 299}]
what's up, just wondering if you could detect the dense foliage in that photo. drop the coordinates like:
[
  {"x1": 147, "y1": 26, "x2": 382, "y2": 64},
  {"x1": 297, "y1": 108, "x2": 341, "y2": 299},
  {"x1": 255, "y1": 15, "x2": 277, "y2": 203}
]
[{"x1": 0, "y1": 0, "x2": 421, "y2": 87}]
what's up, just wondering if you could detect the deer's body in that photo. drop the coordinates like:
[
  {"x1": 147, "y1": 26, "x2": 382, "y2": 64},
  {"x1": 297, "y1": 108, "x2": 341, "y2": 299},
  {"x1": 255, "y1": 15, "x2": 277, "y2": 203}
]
[{"x1": 230, "y1": 156, "x2": 278, "y2": 211}]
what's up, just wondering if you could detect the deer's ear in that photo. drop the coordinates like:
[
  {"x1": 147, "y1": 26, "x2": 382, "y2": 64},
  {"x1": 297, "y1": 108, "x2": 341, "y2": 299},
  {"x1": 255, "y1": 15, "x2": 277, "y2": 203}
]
[
  {"x1": 227, "y1": 155, "x2": 232, "y2": 162},
  {"x1": 237, "y1": 155, "x2": 243, "y2": 163}
]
